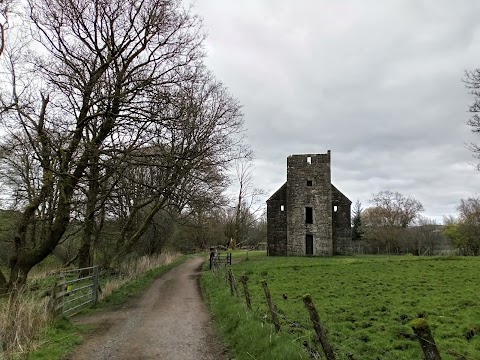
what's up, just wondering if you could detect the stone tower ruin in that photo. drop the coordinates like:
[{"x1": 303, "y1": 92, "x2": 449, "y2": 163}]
[{"x1": 267, "y1": 151, "x2": 352, "y2": 256}]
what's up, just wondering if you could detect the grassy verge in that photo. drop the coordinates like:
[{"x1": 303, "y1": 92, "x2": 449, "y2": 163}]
[
  {"x1": 25, "y1": 318, "x2": 91, "y2": 360},
  {"x1": 202, "y1": 252, "x2": 480, "y2": 360},
  {"x1": 95, "y1": 255, "x2": 187, "y2": 309},
  {"x1": 201, "y1": 251, "x2": 307, "y2": 360},
  {"x1": 19, "y1": 255, "x2": 188, "y2": 360}
]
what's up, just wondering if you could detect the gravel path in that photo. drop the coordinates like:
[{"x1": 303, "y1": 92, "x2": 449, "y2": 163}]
[{"x1": 67, "y1": 257, "x2": 227, "y2": 360}]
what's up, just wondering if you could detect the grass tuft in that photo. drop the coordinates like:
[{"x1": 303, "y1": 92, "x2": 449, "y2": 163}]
[{"x1": 0, "y1": 290, "x2": 49, "y2": 359}]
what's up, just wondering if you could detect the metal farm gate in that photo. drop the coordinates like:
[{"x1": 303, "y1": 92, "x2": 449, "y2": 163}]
[{"x1": 49, "y1": 266, "x2": 99, "y2": 317}]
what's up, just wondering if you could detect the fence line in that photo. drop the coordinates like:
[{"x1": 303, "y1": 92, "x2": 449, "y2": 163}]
[
  {"x1": 212, "y1": 262, "x2": 447, "y2": 360},
  {"x1": 234, "y1": 291, "x2": 315, "y2": 359},
  {"x1": 211, "y1": 252, "x2": 232, "y2": 269}
]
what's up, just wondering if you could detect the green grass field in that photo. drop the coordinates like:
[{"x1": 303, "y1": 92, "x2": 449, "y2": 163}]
[{"x1": 202, "y1": 252, "x2": 480, "y2": 360}]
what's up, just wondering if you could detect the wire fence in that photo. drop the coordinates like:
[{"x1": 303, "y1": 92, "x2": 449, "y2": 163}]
[{"x1": 210, "y1": 262, "x2": 448, "y2": 360}]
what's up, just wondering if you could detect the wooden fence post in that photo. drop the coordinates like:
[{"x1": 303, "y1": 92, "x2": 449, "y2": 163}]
[
  {"x1": 48, "y1": 283, "x2": 57, "y2": 316},
  {"x1": 49, "y1": 278, "x2": 65, "y2": 318},
  {"x1": 303, "y1": 294, "x2": 336, "y2": 360},
  {"x1": 411, "y1": 318, "x2": 442, "y2": 360},
  {"x1": 227, "y1": 269, "x2": 239, "y2": 297},
  {"x1": 261, "y1": 280, "x2": 281, "y2": 332},
  {"x1": 209, "y1": 248, "x2": 215, "y2": 270},
  {"x1": 240, "y1": 275, "x2": 252, "y2": 311}
]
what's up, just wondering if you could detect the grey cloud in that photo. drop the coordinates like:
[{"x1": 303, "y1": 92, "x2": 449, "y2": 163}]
[{"x1": 194, "y1": 0, "x2": 480, "y2": 222}]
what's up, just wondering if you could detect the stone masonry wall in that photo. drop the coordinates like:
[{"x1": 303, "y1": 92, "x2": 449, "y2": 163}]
[
  {"x1": 332, "y1": 185, "x2": 352, "y2": 254},
  {"x1": 286, "y1": 153, "x2": 333, "y2": 256},
  {"x1": 266, "y1": 183, "x2": 287, "y2": 256}
]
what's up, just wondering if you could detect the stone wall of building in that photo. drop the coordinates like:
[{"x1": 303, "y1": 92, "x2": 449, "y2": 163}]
[
  {"x1": 286, "y1": 153, "x2": 333, "y2": 256},
  {"x1": 332, "y1": 185, "x2": 352, "y2": 254},
  {"x1": 266, "y1": 183, "x2": 287, "y2": 256}
]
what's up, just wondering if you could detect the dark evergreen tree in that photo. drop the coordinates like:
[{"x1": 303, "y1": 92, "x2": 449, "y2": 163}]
[{"x1": 352, "y1": 199, "x2": 364, "y2": 241}]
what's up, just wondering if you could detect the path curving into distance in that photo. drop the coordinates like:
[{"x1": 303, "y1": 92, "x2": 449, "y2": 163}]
[{"x1": 67, "y1": 257, "x2": 226, "y2": 360}]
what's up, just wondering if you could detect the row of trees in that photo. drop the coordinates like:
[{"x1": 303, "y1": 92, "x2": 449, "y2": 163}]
[
  {"x1": 0, "y1": 0, "x2": 266, "y2": 295},
  {"x1": 351, "y1": 191, "x2": 447, "y2": 255},
  {"x1": 443, "y1": 197, "x2": 480, "y2": 255},
  {"x1": 352, "y1": 190, "x2": 480, "y2": 256},
  {"x1": 0, "y1": 204, "x2": 266, "y2": 271}
]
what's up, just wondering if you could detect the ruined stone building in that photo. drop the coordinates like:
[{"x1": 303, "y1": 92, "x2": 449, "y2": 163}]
[{"x1": 267, "y1": 152, "x2": 352, "y2": 256}]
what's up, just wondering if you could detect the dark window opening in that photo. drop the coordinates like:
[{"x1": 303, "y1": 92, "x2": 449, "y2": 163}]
[
  {"x1": 305, "y1": 207, "x2": 313, "y2": 224},
  {"x1": 307, "y1": 180, "x2": 313, "y2": 186},
  {"x1": 306, "y1": 234, "x2": 313, "y2": 255}
]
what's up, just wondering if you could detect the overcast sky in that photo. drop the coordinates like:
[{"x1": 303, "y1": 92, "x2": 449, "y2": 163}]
[{"x1": 192, "y1": 0, "x2": 480, "y2": 223}]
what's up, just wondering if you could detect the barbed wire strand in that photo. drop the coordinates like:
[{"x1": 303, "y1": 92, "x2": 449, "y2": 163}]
[
  {"x1": 213, "y1": 276, "x2": 327, "y2": 359},
  {"x1": 212, "y1": 268, "x2": 359, "y2": 359},
  {"x1": 209, "y1": 264, "x2": 478, "y2": 360}
]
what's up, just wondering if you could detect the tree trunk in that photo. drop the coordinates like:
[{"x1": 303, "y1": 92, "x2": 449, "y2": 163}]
[
  {"x1": 113, "y1": 197, "x2": 168, "y2": 263},
  {"x1": 6, "y1": 172, "x2": 77, "y2": 293},
  {"x1": 234, "y1": 179, "x2": 243, "y2": 249},
  {"x1": 78, "y1": 154, "x2": 100, "y2": 269},
  {"x1": 77, "y1": 240, "x2": 93, "y2": 269},
  {"x1": 0, "y1": 269, "x2": 8, "y2": 295}
]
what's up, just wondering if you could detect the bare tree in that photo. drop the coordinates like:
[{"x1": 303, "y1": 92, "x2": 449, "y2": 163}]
[
  {"x1": 0, "y1": 0, "x2": 218, "y2": 293},
  {"x1": 369, "y1": 190, "x2": 424, "y2": 228},
  {"x1": 99, "y1": 67, "x2": 241, "y2": 261},
  {"x1": 224, "y1": 156, "x2": 265, "y2": 248},
  {"x1": 75, "y1": 65, "x2": 243, "y2": 266},
  {"x1": 0, "y1": 131, "x2": 61, "y2": 253},
  {"x1": 411, "y1": 216, "x2": 441, "y2": 255},
  {"x1": 0, "y1": 0, "x2": 11, "y2": 57},
  {"x1": 464, "y1": 69, "x2": 480, "y2": 168},
  {"x1": 362, "y1": 191, "x2": 424, "y2": 253}
]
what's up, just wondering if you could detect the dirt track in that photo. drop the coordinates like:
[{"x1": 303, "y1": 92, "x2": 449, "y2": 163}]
[{"x1": 67, "y1": 257, "x2": 227, "y2": 360}]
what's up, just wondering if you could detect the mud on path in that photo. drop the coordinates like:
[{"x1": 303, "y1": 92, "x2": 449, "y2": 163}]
[{"x1": 66, "y1": 257, "x2": 227, "y2": 360}]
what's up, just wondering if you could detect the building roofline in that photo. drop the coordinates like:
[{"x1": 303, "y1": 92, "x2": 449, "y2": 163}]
[
  {"x1": 266, "y1": 182, "x2": 287, "y2": 202},
  {"x1": 331, "y1": 184, "x2": 352, "y2": 204}
]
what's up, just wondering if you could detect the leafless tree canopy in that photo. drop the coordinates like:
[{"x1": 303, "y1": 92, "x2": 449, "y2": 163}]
[
  {"x1": 359, "y1": 190, "x2": 429, "y2": 254},
  {"x1": 367, "y1": 190, "x2": 424, "y2": 228},
  {"x1": 0, "y1": 0, "x2": 10, "y2": 57},
  {"x1": 0, "y1": 0, "x2": 247, "y2": 293},
  {"x1": 225, "y1": 156, "x2": 264, "y2": 248},
  {"x1": 464, "y1": 69, "x2": 480, "y2": 168}
]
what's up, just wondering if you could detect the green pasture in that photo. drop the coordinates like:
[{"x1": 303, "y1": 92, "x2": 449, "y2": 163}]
[{"x1": 202, "y1": 252, "x2": 480, "y2": 360}]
